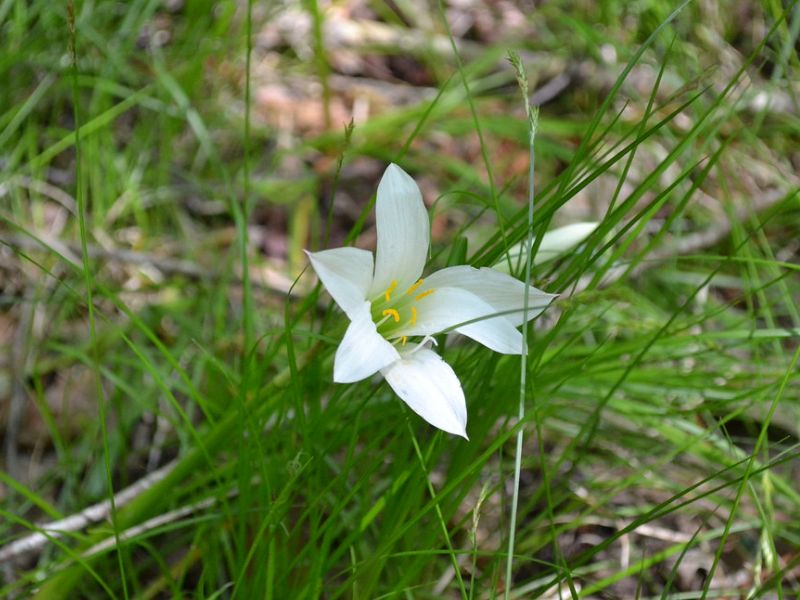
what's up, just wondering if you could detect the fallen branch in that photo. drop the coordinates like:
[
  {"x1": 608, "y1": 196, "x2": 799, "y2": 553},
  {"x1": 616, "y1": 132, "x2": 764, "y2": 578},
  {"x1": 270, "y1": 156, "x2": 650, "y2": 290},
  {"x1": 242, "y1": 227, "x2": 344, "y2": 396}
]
[
  {"x1": 83, "y1": 494, "x2": 218, "y2": 559},
  {"x1": 3, "y1": 231, "x2": 297, "y2": 297},
  {"x1": 0, "y1": 460, "x2": 177, "y2": 562}
]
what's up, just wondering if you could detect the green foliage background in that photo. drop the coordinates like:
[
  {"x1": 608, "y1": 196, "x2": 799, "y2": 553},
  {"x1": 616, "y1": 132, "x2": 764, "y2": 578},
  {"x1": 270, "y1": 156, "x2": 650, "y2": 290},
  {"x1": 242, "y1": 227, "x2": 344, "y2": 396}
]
[{"x1": 1, "y1": 0, "x2": 799, "y2": 598}]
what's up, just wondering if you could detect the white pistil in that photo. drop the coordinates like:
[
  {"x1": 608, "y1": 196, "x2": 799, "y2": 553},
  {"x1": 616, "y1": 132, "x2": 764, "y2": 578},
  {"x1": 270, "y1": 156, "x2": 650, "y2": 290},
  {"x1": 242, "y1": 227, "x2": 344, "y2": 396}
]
[{"x1": 375, "y1": 313, "x2": 394, "y2": 327}]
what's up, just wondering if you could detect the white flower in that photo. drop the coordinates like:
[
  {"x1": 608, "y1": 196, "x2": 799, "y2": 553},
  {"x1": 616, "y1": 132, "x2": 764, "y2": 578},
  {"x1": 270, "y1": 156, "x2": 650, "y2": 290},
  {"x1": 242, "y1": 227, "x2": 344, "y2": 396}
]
[
  {"x1": 493, "y1": 222, "x2": 599, "y2": 273},
  {"x1": 306, "y1": 164, "x2": 556, "y2": 439}
]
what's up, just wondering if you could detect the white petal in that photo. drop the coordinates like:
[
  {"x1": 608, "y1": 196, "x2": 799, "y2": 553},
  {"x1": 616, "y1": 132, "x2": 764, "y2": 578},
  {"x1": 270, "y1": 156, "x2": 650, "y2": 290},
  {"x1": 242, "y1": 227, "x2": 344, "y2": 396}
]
[
  {"x1": 398, "y1": 287, "x2": 525, "y2": 354},
  {"x1": 370, "y1": 164, "x2": 430, "y2": 297},
  {"x1": 417, "y1": 266, "x2": 557, "y2": 327},
  {"x1": 538, "y1": 222, "x2": 599, "y2": 260},
  {"x1": 494, "y1": 222, "x2": 599, "y2": 272},
  {"x1": 381, "y1": 347, "x2": 467, "y2": 438},
  {"x1": 334, "y1": 301, "x2": 399, "y2": 383},
  {"x1": 306, "y1": 247, "x2": 374, "y2": 319}
]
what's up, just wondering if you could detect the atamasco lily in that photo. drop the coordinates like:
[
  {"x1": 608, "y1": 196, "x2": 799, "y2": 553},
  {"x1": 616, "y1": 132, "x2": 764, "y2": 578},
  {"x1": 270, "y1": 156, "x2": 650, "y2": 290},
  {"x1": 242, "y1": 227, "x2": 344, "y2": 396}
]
[
  {"x1": 306, "y1": 164, "x2": 556, "y2": 439},
  {"x1": 492, "y1": 221, "x2": 599, "y2": 273}
]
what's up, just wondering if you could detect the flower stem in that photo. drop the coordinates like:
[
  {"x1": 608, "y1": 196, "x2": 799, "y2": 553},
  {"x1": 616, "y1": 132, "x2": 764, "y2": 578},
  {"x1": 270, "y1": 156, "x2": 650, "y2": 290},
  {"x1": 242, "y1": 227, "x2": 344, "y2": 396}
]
[{"x1": 505, "y1": 52, "x2": 539, "y2": 598}]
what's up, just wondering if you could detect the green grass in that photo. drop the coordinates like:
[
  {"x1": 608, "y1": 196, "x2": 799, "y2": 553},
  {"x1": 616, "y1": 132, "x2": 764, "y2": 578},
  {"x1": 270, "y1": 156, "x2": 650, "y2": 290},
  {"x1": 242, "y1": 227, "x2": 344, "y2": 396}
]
[{"x1": 1, "y1": 0, "x2": 799, "y2": 598}]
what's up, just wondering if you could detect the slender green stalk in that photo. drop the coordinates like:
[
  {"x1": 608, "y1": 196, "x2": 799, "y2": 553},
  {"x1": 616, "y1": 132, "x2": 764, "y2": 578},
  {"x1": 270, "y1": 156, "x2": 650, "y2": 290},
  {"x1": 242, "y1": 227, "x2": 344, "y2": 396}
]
[
  {"x1": 241, "y1": 0, "x2": 254, "y2": 354},
  {"x1": 435, "y1": 0, "x2": 508, "y2": 255},
  {"x1": 308, "y1": 0, "x2": 331, "y2": 129},
  {"x1": 67, "y1": 3, "x2": 128, "y2": 598},
  {"x1": 504, "y1": 52, "x2": 539, "y2": 599}
]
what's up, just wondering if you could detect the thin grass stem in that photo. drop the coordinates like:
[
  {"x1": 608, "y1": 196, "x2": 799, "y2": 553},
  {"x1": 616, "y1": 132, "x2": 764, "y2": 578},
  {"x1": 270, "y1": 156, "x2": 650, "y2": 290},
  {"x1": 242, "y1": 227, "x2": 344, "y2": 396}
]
[{"x1": 68, "y1": 3, "x2": 128, "y2": 597}]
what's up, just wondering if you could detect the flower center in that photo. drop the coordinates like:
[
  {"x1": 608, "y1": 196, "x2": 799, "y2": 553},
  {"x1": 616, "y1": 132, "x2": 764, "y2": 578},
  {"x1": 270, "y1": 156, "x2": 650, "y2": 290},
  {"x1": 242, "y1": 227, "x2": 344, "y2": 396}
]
[{"x1": 372, "y1": 278, "x2": 435, "y2": 342}]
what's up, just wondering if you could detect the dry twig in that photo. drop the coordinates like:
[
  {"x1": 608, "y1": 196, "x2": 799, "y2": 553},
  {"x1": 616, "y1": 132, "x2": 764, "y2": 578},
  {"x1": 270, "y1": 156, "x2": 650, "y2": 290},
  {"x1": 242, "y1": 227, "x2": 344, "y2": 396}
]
[
  {"x1": 3, "y1": 232, "x2": 296, "y2": 296},
  {"x1": 0, "y1": 460, "x2": 177, "y2": 562}
]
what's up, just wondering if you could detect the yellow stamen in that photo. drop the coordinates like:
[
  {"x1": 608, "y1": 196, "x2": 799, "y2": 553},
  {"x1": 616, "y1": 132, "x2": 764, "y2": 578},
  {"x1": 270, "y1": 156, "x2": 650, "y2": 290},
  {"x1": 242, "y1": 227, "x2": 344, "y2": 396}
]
[
  {"x1": 405, "y1": 278, "x2": 424, "y2": 295},
  {"x1": 384, "y1": 279, "x2": 398, "y2": 302},
  {"x1": 382, "y1": 308, "x2": 400, "y2": 323},
  {"x1": 415, "y1": 289, "x2": 436, "y2": 301},
  {"x1": 401, "y1": 336, "x2": 408, "y2": 345},
  {"x1": 410, "y1": 306, "x2": 417, "y2": 326}
]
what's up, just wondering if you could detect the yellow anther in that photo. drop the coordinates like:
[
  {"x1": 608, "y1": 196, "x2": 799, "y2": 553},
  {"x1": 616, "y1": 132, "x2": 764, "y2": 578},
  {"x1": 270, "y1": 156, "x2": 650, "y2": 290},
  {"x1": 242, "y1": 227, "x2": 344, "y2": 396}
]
[
  {"x1": 409, "y1": 306, "x2": 417, "y2": 326},
  {"x1": 415, "y1": 289, "x2": 436, "y2": 301},
  {"x1": 382, "y1": 308, "x2": 400, "y2": 323},
  {"x1": 401, "y1": 336, "x2": 408, "y2": 345},
  {"x1": 384, "y1": 279, "x2": 398, "y2": 302},
  {"x1": 405, "y1": 278, "x2": 424, "y2": 295}
]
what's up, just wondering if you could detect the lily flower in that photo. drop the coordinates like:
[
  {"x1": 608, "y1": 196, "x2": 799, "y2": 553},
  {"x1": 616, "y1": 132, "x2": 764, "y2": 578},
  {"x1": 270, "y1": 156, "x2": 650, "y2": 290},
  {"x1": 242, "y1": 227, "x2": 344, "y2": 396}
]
[
  {"x1": 306, "y1": 164, "x2": 556, "y2": 438},
  {"x1": 493, "y1": 222, "x2": 599, "y2": 274}
]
